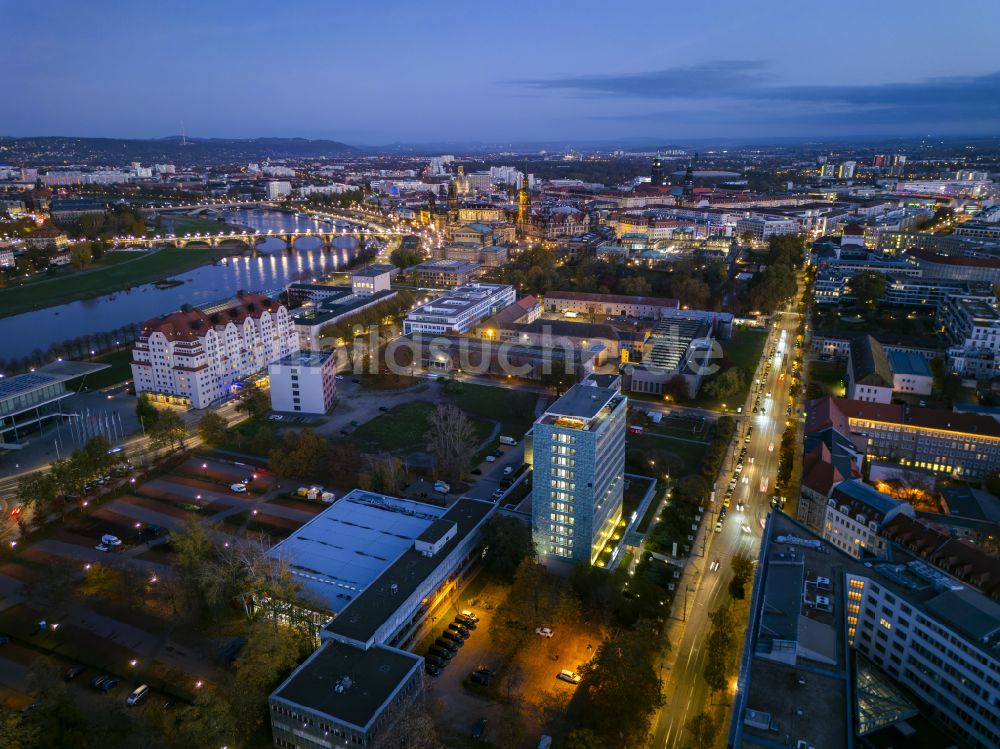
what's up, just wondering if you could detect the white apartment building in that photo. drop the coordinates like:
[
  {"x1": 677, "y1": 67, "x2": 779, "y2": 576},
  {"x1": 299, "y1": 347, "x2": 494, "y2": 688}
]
[
  {"x1": 268, "y1": 350, "x2": 337, "y2": 415},
  {"x1": 845, "y1": 566, "x2": 1000, "y2": 749},
  {"x1": 402, "y1": 283, "x2": 515, "y2": 335},
  {"x1": 821, "y1": 480, "x2": 914, "y2": 558},
  {"x1": 941, "y1": 293, "x2": 1000, "y2": 379},
  {"x1": 735, "y1": 216, "x2": 799, "y2": 241},
  {"x1": 266, "y1": 181, "x2": 292, "y2": 199},
  {"x1": 131, "y1": 294, "x2": 298, "y2": 409}
]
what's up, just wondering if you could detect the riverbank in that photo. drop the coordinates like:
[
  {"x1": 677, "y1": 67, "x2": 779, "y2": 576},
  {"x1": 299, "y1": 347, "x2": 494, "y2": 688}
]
[{"x1": 0, "y1": 247, "x2": 231, "y2": 318}]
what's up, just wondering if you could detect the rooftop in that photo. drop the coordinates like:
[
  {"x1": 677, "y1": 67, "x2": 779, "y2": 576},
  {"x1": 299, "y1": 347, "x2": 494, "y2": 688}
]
[
  {"x1": 850, "y1": 335, "x2": 892, "y2": 388},
  {"x1": 272, "y1": 640, "x2": 420, "y2": 731},
  {"x1": 0, "y1": 360, "x2": 109, "y2": 405},
  {"x1": 323, "y1": 496, "x2": 494, "y2": 645},
  {"x1": 542, "y1": 381, "x2": 620, "y2": 422},
  {"x1": 543, "y1": 289, "x2": 680, "y2": 310},
  {"x1": 887, "y1": 350, "x2": 932, "y2": 378},
  {"x1": 272, "y1": 350, "x2": 333, "y2": 369},
  {"x1": 352, "y1": 263, "x2": 395, "y2": 278},
  {"x1": 268, "y1": 492, "x2": 449, "y2": 618}
]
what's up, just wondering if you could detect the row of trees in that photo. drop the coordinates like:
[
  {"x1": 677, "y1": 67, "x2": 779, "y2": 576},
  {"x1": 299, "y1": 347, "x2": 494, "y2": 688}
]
[
  {"x1": 135, "y1": 395, "x2": 187, "y2": 449},
  {"x1": 0, "y1": 323, "x2": 139, "y2": 377},
  {"x1": 16, "y1": 435, "x2": 121, "y2": 519}
]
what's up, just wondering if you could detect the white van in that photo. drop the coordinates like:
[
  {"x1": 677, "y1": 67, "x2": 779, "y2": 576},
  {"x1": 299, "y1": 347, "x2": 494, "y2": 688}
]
[
  {"x1": 127, "y1": 684, "x2": 150, "y2": 706},
  {"x1": 498, "y1": 436, "x2": 517, "y2": 446}
]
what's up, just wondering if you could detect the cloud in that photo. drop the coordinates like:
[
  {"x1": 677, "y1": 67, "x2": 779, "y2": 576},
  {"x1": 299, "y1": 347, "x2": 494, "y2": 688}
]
[
  {"x1": 511, "y1": 60, "x2": 772, "y2": 99},
  {"x1": 515, "y1": 63, "x2": 1000, "y2": 130}
]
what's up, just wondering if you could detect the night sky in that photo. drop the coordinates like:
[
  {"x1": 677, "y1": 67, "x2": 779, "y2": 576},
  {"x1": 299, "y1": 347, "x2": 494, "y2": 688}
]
[{"x1": 4, "y1": 0, "x2": 999, "y2": 144}]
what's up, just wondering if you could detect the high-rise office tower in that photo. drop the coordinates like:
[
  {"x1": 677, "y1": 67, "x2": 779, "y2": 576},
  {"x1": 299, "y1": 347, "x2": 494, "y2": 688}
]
[{"x1": 531, "y1": 374, "x2": 627, "y2": 564}]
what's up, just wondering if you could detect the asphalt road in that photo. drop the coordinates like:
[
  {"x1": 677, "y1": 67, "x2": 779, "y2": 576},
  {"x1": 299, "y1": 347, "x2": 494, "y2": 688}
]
[{"x1": 650, "y1": 303, "x2": 803, "y2": 749}]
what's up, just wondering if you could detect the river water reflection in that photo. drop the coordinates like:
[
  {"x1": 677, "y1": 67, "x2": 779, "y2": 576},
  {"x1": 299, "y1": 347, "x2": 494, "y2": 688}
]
[{"x1": 0, "y1": 209, "x2": 360, "y2": 360}]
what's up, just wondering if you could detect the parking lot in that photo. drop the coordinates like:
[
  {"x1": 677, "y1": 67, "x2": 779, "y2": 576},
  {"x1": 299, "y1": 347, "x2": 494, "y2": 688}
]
[
  {"x1": 419, "y1": 578, "x2": 600, "y2": 747},
  {"x1": 0, "y1": 454, "x2": 324, "y2": 715}
]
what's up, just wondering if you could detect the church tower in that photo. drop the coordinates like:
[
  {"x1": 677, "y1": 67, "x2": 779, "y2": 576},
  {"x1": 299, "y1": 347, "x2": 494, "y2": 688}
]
[
  {"x1": 447, "y1": 178, "x2": 459, "y2": 223},
  {"x1": 651, "y1": 154, "x2": 664, "y2": 186},
  {"x1": 517, "y1": 175, "x2": 531, "y2": 228}
]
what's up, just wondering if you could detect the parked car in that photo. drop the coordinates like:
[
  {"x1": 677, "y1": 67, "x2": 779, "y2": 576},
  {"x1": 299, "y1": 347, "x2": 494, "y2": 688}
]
[
  {"x1": 378, "y1": 406, "x2": 389, "y2": 412},
  {"x1": 428, "y1": 646, "x2": 453, "y2": 661},
  {"x1": 127, "y1": 684, "x2": 150, "y2": 706},
  {"x1": 471, "y1": 468, "x2": 482, "y2": 475},
  {"x1": 425, "y1": 654, "x2": 447, "y2": 669},
  {"x1": 503, "y1": 466, "x2": 514, "y2": 476},
  {"x1": 460, "y1": 610, "x2": 479, "y2": 622},
  {"x1": 472, "y1": 718, "x2": 488, "y2": 740},
  {"x1": 535, "y1": 627, "x2": 554, "y2": 638},
  {"x1": 436, "y1": 636, "x2": 460, "y2": 651},
  {"x1": 471, "y1": 667, "x2": 493, "y2": 685},
  {"x1": 425, "y1": 662, "x2": 442, "y2": 677},
  {"x1": 230, "y1": 483, "x2": 247, "y2": 493},
  {"x1": 440, "y1": 632, "x2": 464, "y2": 646},
  {"x1": 99, "y1": 678, "x2": 119, "y2": 693},
  {"x1": 63, "y1": 666, "x2": 85, "y2": 682},
  {"x1": 557, "y1": 669, "x2": 581, "y2": 684},
  {"x1": 456, "y1": 615, "x2": 477, "y2": 630},
  {"x1": 490, "y1": 489, "x2": 504, "y2": 501},
  {"x1": 90, "y1": 675, "x2": 110, "y2": 691},
  {"x1": 447, "y1": 623, "x2": 470, "y2": 637},
  {"x1": 485, "y1": 455, "x2": 496, "y2": 463}
]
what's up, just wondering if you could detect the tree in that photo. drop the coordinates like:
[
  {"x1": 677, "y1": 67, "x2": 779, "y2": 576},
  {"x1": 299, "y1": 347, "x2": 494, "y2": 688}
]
[
  {"x1": 849, "y1": 271, "x2": 886, "y2": 311},
  {"x1": 148, "y1": 408, "x2": 186, "y2": 449},
  {"x1": 929, "y1": 356, "x2": 945, "y2": 392},
  {"x1": 729, "y1": 552, "x2": 755, "y2": 599},
  {"x1": 269, "y1": 429, "x2": 333, "y2": 483},
  {"x1": 0, "y1": 705, "x2": 40, "y2": 749},
  {"x1": 702, "y1": 367, "x2": 746, "y2": 399},
  {"x1": 68, "y1": 243, "x2": 93, "y2": 270},
  {"x1": 480, "y1": 516, "x2": 535, "y2": 581},
  {"x1": 576, "y1": 622, "x2": 665, "y2": 745},
  {"x1": 16, "y1": 471, "x2": 59, "y2": 517},
  {"x1": 564, "y1": 728, "x2": 607, "y2": 749},
  {"x1": 702, "y1": 605, "x2": 737, "y2": 692},
  {"x1": 136, "y1": 394, "x2": 160, "y2": 429},
  {"x1": 663, "y1": 375, "x2": 690, "y2": 403},
  {"x1": 173, "y1": 689, "x2": 238, "y2": 748},
  {"x1": 229, "y1": 621, "x2": 310, "y2": 739},
  {"x1": 236, "y1": 389, "x2": 271, "y2": 421},
  {"x1": 685, "y1": 711, "x2": 720, "y2": 749},
  {"x1": 362, "y1": 452, "x2": 407, "y2": 495},
  {"x1": 424, "y1": 404, "x2": 477, "y2": 485},
  {"x1": 380, "y1": 700, "x2": 444, "y2": 749},
  {"x1": 389, "y1": 245, "x2": 424, "y2": 268},
  {"x1": 196, "y1": 412, "x2": 229, "y2": 448}
]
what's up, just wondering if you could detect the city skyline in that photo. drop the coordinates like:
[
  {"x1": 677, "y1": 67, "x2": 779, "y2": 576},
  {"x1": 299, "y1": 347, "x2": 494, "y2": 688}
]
[{"x1": 4, "y1": 0, "x2": 1000, "y2": 144}]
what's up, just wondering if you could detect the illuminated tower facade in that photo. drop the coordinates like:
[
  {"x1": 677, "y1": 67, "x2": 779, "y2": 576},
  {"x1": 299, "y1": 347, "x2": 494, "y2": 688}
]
[
  {"x1": 651, "y1": 154, "x2": 665, "y2": 186},
  {"x1": 517, "y1": 175, "x2": 531, "y2": 227}
]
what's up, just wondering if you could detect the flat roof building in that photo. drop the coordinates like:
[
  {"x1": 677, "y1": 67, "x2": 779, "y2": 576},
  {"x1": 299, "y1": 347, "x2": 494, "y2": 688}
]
[
  {"x1": 729, "y1": 511, "x2": 1000, "y2": 749},
  {"x1": 267, "y1": 490, "x2": 495, "y2": 747},
  {"x1": 531, "y1": 373, "x2": 627, "y2": 564},
  {"x1": 267, "y1": 350, "x2": 337, "y2": 415},
  {"x1": 0, "y1": 361, "x2": 109, "y2": 448},
  {"x1": 408, "y1": 258, "x2": 481, "y2": 288},
  {"x1": 402, "y1": 283, "x2": 514, "y2": 336}
]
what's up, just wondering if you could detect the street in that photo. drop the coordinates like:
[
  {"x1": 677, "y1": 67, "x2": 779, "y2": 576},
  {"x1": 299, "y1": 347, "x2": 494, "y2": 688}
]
[{"x1": 649, "y1": 301, "x2": 803, "y2": 748}]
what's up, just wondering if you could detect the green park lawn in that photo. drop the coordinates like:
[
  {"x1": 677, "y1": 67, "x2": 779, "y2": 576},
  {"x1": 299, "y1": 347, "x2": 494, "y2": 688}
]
[
  {"x1": 446, "y1": 381, "x2": 539, "y2": 438},
  {"x1": 0, "y1": 246, "x2": 229, "y2": 317},
  {"x1": 691, "y1": 327, "x2": 768, "y2": 411},
  {"x1": 349, "y1": 401, "x2": 437, "y2": 453},
  {"x1": 625, "y1": 431, "x2": 709, "y2": 479},
  {"x1": 809, "y1": 360, "x2": 847, "y2": 397},
  {"x1": 348, "y1": 399, "x2": 496, "y2": 454},
  {"x1": 83, "y1": 349, "x2": 135, "y2": 389}
]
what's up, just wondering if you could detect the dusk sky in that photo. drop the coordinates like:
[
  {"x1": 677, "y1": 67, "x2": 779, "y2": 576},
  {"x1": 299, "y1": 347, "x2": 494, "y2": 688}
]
[{"x1": 5, "y1": 0, "x2": 1000, "y2": 145}]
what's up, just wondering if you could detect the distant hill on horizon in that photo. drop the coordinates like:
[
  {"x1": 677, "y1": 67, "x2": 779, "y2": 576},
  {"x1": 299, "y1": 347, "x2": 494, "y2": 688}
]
[{"x1": 0, "y1": 135, "x2": 359, "y2": 166}]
